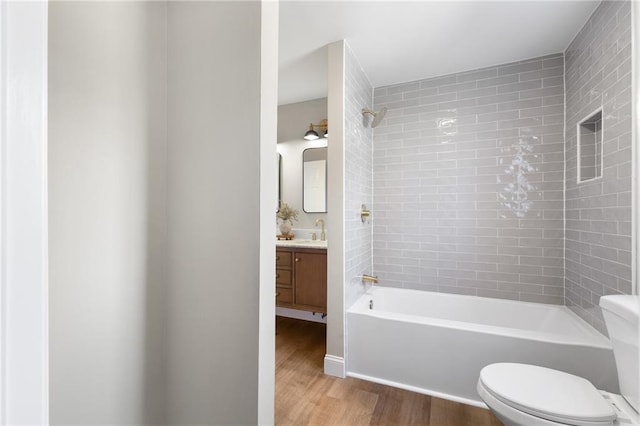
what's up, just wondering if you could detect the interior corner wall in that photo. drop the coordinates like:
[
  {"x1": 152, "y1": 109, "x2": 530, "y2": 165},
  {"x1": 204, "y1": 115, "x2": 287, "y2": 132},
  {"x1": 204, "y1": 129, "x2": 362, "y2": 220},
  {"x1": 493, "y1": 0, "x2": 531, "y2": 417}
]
[
  {"x1": 564, "y1": 0, "x2": 633, "y2": 335},
  {"x1": 49, "y1": 2, "x2": 168, "y2": 424},
  {"x1": 166, "y1": 2, "x2": 262, "y2": 423},
  {"x1": 326, "y1": 40, "x2": 346, "y2": 373},
  {"x1": 50, "y1": 1, "x2": 267, "y2": 424},
  {"x1": 325, "y1": 39, "x2": 374, "y2": 375},
  {"x1": 343, "y1": 44, "x2": 374, "y2": 313}
]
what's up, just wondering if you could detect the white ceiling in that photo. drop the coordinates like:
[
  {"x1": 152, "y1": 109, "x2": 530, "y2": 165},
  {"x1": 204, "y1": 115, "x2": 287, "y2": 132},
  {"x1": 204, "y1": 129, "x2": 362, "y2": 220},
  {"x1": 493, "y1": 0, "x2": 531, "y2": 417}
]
[{"x1": 278, "y1": 1, "x2": 600, "y2": 106}]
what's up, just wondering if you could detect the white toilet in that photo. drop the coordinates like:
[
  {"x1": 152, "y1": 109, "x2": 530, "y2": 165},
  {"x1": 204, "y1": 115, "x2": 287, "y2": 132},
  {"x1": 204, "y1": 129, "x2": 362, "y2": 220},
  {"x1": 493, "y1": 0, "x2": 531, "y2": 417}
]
[{"x1": 477, "y1": 295, "x2": 639, "y2": 426}]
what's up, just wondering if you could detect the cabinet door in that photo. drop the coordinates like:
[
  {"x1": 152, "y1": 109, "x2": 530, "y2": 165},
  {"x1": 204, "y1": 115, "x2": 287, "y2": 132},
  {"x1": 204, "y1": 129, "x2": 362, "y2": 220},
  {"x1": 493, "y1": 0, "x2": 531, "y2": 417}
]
[
  {"x1": 275, "y1": 248, "x2": 294, "y2": 308},
  {"x1": 293, "y1": 251, "x2": 327, "y2": 312}
]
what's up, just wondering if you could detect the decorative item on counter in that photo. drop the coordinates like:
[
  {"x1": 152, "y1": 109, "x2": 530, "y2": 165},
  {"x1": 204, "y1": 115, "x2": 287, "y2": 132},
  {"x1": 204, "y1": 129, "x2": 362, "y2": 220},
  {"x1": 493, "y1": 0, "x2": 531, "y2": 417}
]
[
  {"x1": 276, "y1": 234, "x2": 295, "y2": 241},
  {"x1": 276, "y1": 201, "x2": 299, "y2": 239}
]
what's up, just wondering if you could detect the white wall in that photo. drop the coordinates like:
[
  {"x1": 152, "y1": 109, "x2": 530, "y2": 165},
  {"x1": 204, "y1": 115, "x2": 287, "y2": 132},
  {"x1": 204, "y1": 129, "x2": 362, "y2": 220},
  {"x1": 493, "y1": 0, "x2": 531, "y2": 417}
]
[
  {"x1": 166, "y1": 2, "x2": 264, "y2": 424},
  {"x1": 49, "y1": 2, "x2": 168, "y2": 424},
  {"x1": 278, "y1": 98, "x2": 327, "y2": 142},
  {"x1": 12, "y1": 1, "x2": 277, "y2": 424},
  {"x1": 277, "y1": 98, "x2": 328, "y2": 233},
  {"x1": 259, "y1": 1, "x2": 279, "y2": 422},
  {"x1": 325, "y1": 41, "x2": 346, "y2": 376},
  {"x1": 0, "y1": 1, "x2": 49, "y2": 423}
]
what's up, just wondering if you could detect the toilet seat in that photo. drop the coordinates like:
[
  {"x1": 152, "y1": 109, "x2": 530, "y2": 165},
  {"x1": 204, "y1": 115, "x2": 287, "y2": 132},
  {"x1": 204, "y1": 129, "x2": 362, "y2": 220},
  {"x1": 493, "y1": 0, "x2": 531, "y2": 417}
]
[
  {"x1": 477, "y1": 379, "x2": 584, "y2": 426},
  {"x1": 479, "y1": 363, "x2": 617, "y2": 426}
]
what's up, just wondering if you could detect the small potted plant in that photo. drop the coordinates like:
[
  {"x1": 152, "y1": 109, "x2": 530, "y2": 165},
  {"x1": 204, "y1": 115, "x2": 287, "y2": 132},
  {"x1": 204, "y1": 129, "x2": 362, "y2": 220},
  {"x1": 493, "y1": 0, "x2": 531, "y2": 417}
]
[{"x1": 277, "y1": 201, "x2": 299, "y2": 236}]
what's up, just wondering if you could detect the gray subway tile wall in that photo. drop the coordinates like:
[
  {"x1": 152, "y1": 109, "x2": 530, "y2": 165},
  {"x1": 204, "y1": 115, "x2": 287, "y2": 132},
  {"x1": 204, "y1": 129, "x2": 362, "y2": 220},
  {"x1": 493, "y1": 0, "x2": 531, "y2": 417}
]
[
  {"x1": 565, "y1": 1, "x2": 632, "y2": 334},
  {"x1": 372, "y1": 53, "x2": 566, "y2": 304},
  {"x1": 344, "y1": 43, "x2": 374, "y2": 310},
  {"x1": 367, "y1": 1, "x2": 632, "y2": 336}
]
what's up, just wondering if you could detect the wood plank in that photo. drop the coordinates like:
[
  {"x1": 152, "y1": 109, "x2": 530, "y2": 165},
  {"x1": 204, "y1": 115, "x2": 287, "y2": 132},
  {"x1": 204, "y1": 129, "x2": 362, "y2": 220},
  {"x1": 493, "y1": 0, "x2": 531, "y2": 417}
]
[
  {"x1": 275, "y1": 316, "x2": 502, "y2": 425},
  {"x1": 429, "y1": 397, "x2": 502, "y2": 426}
]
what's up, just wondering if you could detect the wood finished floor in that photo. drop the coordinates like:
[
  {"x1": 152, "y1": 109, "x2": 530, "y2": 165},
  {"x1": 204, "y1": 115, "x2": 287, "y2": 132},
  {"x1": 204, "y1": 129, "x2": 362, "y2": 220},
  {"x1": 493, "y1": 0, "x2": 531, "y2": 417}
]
[{"x1": 275, "y1": 316, "x2": 503, "y2": 426}]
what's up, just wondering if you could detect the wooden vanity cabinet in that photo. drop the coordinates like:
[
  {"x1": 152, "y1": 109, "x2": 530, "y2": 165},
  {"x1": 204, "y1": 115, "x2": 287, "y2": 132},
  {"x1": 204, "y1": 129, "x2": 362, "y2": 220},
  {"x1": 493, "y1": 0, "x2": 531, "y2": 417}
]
[
  {"x1": 275, "y1": 250, "x2": 293, "y2": 304},
  {"x1": 276, "y1": 247, "x2": 326, "y2": 313}
]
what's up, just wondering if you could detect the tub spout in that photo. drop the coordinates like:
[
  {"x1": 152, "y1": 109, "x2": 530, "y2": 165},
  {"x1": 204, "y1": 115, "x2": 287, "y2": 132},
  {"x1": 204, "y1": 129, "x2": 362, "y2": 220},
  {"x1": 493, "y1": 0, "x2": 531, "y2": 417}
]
[{"x1": 362, "y1": 274, "x2": 379, "y2": 284}]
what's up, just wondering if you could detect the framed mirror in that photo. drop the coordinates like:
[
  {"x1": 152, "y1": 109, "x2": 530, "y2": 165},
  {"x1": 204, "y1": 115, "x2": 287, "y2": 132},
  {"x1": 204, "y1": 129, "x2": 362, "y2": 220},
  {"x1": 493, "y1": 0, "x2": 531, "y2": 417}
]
[
  {"x1": 302, "y1": 147, "x2": 327, "y2": 213},
  {"x1": 277, "y1": 153, "x2": 282, "y2": 208}
]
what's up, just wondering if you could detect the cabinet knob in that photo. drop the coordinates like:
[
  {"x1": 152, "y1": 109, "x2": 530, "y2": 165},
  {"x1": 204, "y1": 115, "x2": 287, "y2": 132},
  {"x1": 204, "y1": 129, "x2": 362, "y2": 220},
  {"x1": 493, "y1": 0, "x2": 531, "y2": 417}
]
[
  {"x1": 295, "y1": 258, "x2": 300, "y2": 262},
  {"x1": 276, "y1": 273, "x2": 280, "y2": 279},
  {"x1": 275, "y1": 292, "x2": 280, "y2": 298},
  {"x1": 276, "y1": 256, "x2": 280, "y2": 260}
]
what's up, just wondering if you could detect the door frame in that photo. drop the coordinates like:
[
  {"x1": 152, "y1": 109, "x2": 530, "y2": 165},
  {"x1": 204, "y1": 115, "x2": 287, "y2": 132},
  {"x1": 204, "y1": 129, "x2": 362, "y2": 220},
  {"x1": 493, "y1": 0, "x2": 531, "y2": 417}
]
[{"x1": 0, "y1": 1, "x2": 49, "y2": 424}]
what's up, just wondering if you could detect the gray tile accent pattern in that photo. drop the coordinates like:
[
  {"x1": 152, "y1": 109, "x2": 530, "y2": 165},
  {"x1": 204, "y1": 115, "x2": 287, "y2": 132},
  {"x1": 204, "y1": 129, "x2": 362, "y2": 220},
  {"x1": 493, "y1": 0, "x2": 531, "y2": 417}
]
[
  {"x1": 373, "y1": 54, "x2": 566, "y2": 304},
  {"x1": 344, "y1": 44, "x2": 374, "y2": 310},
  {"x1": 565, "y1": 1, "x2": 632, "y2": 334}
]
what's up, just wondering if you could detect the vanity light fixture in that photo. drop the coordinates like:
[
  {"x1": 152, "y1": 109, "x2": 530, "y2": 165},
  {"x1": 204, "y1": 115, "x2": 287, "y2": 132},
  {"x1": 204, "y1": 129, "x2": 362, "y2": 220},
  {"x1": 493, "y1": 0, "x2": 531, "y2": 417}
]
[
  {"x1": 303, "y1": 119, "x2": 328, "y2": 140},
  {"x1": 303, "y1": 125, "x2": 319, "y2": 141}
]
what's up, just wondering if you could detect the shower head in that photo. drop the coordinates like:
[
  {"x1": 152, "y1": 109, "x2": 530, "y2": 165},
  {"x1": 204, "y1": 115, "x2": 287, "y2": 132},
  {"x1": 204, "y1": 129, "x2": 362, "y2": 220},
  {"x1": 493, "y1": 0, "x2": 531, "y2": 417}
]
[{"x1": 362, "y1": 107, "x2": 387, "y2": 128}]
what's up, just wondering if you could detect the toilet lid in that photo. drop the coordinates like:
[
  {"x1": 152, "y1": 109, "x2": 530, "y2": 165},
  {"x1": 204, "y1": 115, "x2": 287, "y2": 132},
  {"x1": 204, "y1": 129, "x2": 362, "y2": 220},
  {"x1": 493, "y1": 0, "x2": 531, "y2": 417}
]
[{"x1": 479, "y1": 363, "x2": 616, "y2": 426}]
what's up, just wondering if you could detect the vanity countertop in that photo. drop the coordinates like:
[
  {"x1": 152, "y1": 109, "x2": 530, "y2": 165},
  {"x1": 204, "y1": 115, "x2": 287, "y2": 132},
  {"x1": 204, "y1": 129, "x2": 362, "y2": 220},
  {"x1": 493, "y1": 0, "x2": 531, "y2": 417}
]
[{"x1": 276, "y1": 239, "x2": 327, "y2": 249}]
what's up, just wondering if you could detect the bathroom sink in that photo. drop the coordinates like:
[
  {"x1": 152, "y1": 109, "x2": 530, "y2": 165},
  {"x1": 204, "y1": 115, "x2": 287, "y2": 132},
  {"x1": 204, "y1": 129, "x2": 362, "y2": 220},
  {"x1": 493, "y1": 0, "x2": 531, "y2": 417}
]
[{"x1": 276, "y1": 239, "x2": 327, "y2": 249}]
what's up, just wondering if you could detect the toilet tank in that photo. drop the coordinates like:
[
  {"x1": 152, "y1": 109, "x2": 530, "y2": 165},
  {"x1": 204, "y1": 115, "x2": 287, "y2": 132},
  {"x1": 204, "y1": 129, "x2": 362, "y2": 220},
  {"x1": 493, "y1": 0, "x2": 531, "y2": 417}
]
[{"x1": 600, "y1": 295, "x2": 639, "y2": 413}]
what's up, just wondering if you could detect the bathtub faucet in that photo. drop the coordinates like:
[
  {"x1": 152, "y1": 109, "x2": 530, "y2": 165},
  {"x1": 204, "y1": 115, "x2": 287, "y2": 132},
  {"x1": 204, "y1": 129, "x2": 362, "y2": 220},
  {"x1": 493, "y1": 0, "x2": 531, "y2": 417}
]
[{"x1": 362, "y1": 274, "x2": 379, "y2": 284}]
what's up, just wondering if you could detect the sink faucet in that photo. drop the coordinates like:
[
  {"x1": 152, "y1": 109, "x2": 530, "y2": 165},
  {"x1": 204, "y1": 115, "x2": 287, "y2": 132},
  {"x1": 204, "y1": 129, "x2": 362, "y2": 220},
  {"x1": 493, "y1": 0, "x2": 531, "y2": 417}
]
[{"x1": 315, "y1": 219, "x2": 326, "y2": 241}]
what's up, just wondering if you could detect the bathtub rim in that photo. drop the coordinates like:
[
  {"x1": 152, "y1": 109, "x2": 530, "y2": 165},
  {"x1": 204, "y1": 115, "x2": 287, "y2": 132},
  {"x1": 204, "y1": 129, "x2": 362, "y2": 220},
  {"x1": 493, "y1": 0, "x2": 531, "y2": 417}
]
[{"x1": 347, "y1": 287, "x2": 612, "y2": 350}]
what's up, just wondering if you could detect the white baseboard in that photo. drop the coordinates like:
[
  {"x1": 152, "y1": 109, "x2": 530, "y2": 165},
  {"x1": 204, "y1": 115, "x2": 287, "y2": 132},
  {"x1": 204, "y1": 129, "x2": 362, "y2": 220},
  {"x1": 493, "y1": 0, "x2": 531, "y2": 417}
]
[
  {"x1": 276, "y1": 307, "x2": 326, "y2": 323},
  {"x1": 323, "y1": 355, "x2": 345, "y2": 378}
]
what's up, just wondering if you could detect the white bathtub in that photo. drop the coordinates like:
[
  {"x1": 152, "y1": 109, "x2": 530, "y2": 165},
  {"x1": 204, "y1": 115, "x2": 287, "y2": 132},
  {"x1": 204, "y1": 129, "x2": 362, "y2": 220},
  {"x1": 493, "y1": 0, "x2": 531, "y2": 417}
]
[{"x1": 346, "y1": 287, "x2": 618, "y2": 407}]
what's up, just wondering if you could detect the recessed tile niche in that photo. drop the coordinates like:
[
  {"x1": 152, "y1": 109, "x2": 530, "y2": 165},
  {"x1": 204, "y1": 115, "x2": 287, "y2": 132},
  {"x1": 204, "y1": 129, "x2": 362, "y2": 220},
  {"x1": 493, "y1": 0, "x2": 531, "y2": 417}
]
[{"x1": 577, "y1": 109, "x2": 603, "y2": 183}]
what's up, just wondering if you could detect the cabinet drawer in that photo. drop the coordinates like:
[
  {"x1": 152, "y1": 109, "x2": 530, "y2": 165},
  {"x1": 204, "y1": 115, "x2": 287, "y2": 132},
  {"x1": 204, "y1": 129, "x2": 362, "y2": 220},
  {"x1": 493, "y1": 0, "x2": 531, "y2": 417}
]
[
  {"x1": 276, "y1": 251, "x2": 292, "y2": 268},
  {"x1": 276, "y1": 269, "x2": 292, "y2": 286},
  {"x1": 275, "y1": 287, "x2": 293, "y2": 304}
]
